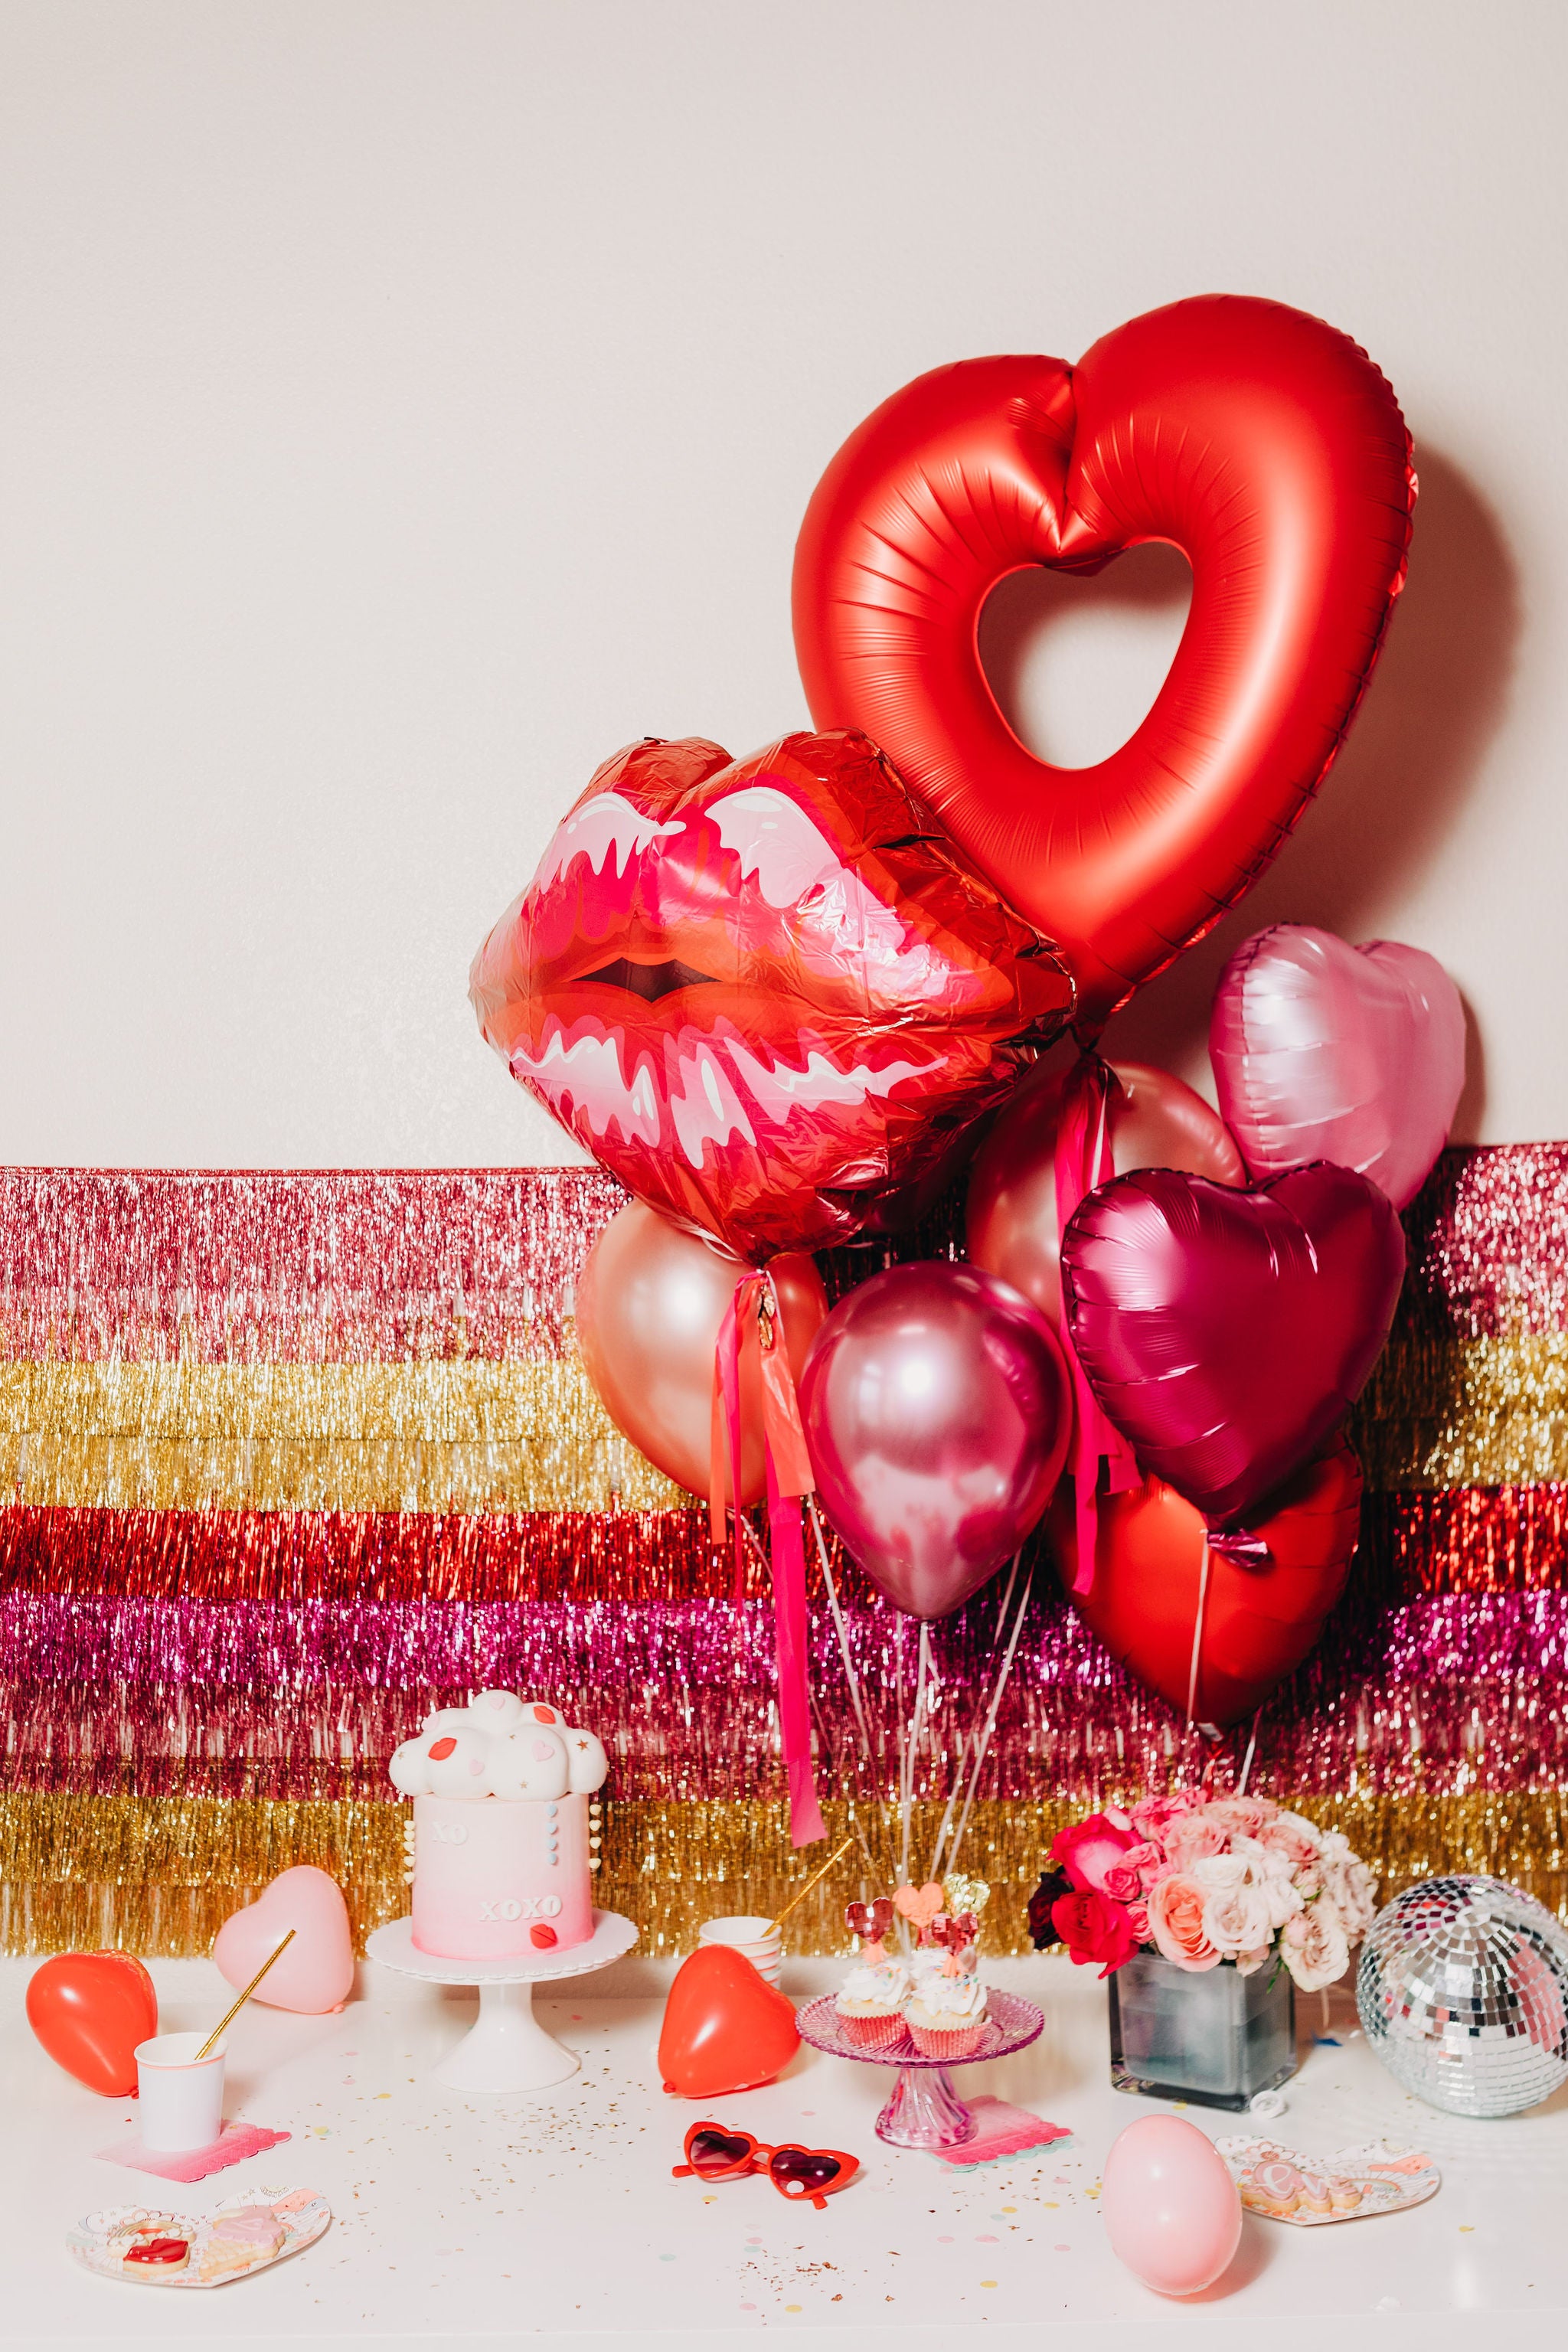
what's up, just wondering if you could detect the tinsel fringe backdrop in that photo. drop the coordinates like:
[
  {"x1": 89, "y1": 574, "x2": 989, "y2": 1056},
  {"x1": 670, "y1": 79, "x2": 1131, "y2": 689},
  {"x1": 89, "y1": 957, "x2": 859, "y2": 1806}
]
[{"x1": 2, "y1": 1150, "x2": 1566, "y2": 1955}]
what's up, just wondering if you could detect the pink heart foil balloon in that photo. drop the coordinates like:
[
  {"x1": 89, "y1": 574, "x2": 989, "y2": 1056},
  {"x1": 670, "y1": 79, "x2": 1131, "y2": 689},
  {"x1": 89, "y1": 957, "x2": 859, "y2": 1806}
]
[
  {"x1": 1209, "y1": 923, "x2": 1465, "y2": 1209},
  {"x1": 1060, "y1": 1164, "x2": 1405, "y2": 1527},
  {"x1": 213, "y1": 1866, "x2": 355, "y2": 2015}
]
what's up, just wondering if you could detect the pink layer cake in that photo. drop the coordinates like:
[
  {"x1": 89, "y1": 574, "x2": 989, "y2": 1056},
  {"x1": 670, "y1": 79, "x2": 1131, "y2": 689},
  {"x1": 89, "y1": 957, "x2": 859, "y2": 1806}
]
[{"x1": 389, "y1": 1690, "x2": 609, "y2": 1961}]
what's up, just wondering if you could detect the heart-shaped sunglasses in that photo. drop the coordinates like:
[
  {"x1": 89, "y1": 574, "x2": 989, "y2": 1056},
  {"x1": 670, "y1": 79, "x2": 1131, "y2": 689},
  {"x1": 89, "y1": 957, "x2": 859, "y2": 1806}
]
[{"x1": 672, "y1": 2121, "x2": 860, "y2": 2210}]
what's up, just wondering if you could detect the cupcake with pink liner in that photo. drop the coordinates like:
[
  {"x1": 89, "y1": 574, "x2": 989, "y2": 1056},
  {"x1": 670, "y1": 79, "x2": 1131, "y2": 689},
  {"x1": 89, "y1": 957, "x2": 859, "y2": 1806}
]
[
  {"x1": 904, "y1": 1968, "x2": 989, "y2": 2058},
  {"x1": 835, "y1": 1955, "x2": 913, "y2": 2050}
]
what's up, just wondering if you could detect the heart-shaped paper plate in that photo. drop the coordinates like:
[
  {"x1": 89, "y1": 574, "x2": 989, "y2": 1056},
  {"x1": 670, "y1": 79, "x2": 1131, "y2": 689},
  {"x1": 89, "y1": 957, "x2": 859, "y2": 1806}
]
[
  {"x1": 794, "y1": 296, "x2": 1414, "y2": 1022},
  {"x1": 68, "y1": 2186, "x2": 330, "y2": 2289}
]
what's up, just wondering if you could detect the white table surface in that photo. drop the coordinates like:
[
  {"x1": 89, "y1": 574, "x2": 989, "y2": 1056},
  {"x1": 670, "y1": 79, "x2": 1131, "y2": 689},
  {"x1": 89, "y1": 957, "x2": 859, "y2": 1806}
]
[{"x1": 2, "y1": 1949, "x2": 1563, "y2": 2351}]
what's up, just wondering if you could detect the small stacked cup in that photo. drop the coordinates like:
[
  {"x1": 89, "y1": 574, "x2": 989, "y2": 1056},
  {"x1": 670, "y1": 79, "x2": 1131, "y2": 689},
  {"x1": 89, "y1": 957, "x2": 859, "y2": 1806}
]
[{"x1": 697, "y1": 1915, "x2": 783, "y2": 1988}]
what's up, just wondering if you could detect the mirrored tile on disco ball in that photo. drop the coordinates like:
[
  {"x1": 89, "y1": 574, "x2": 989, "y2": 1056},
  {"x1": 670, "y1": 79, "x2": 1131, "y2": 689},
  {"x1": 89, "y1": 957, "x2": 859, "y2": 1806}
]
[{"x1": 1356, "y1": 1876, "x2": 1568, "y2": 2118}]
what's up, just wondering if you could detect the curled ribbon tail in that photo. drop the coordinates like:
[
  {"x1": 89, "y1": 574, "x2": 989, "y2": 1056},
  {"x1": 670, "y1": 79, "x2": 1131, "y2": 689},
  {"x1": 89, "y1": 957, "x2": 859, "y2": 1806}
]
[{"x1": 1055, "y1": 1050, "x2": 1139, "y2": 1596}]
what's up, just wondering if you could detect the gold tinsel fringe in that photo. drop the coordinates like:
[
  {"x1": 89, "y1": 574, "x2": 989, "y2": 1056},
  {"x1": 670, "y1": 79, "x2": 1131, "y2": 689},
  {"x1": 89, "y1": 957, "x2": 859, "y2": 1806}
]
[
  {"x1": 1352, "y1": 1331, "x2": 1568, "y2": 1487},
  {"x1": 3, "y1": 1790, "x2": 1566, "y2": 1960},
  {"x1": 0, "y1": 1360, "x2": 684, "y2": 1512}
]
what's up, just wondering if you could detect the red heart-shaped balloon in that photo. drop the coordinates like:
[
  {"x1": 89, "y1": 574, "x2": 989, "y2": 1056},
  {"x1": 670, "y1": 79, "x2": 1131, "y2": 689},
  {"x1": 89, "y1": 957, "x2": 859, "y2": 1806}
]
[
  {"x1": 658, "y1": 1945, "x2": 801, "y2": 2099},
  {"x1": 1050, "y1": 1439, "x2": 1364, "y2": 1726},
  {"x1": 471, "y1": 730, "x2": 1072, "y2": 1262},
  {"x1": 1061, "y1": 1163, "x2": 1403, "y2": 1527},
  {"x1": 794, "y1": 296, "x2": 1414, "y2": 1023},
  {"x1": 26, "y1": 1951, "x2": 158, "y2": 2096}
]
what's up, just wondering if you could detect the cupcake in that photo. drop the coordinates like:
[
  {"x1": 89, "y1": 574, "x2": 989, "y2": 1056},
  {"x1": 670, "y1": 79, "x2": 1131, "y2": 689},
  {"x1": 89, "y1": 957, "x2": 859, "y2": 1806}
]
[
  {"x1": 905, "y1": 1969, "x2": 989, "y2": 2059},
  {"x1": 835, "y1": 1956, "x2": 912, "y2": 2050}
]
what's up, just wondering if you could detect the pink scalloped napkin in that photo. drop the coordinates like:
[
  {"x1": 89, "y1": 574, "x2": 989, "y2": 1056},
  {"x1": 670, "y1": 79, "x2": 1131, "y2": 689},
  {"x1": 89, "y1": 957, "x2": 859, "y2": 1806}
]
[
  {"x1": 94, "y1": 2122, "x2": 292, "y2": 2182},
  {"x1": 934, "y1": 2099, "x2": 1070, "y2": 2167}
]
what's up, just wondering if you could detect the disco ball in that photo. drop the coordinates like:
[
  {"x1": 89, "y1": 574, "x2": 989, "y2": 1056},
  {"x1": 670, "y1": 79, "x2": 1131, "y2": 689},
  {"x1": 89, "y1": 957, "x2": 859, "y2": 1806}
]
[{"x1": 1357, "y1": 1875, "x2": 1568, "y2": 2118}]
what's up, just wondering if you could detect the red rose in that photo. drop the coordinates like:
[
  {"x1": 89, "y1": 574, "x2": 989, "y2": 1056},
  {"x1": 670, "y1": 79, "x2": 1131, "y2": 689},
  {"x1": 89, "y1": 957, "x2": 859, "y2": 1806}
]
[
  {"x1": 1050, "y1": 1887, "x2": 1141, "y2": 1978},
  {"x1": 1050, "y1": 1812, "x2": 1139, "y2": 1896}
]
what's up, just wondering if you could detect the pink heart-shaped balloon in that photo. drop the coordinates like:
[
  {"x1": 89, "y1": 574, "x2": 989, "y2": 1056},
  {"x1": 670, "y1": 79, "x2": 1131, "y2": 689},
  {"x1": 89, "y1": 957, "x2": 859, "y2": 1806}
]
[
  {"x1": 893, "y1": 1882, "x2": 944, "y2": 1929},
  {"x1": 1210, "y1": 925, "x2": 1465, "y2": 1210},
  {"x1": 213, "y1": 1866, "x2": 355, "y2": 2015},
  {"x1": 1061, "y1": 1164, "x2": 1404, "y2": 1527}
]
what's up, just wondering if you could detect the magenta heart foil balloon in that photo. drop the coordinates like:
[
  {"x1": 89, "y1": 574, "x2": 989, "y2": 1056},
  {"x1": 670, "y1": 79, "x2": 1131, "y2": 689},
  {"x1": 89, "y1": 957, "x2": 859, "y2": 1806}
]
[
  {"x1": 1209, "y1": 924, "x2": 1465, "y2": 1210},
  {"x1": 799, "y1": 1261, "x2": 1071, "y2": 1620},
  {"x1": 1060, "y1": 1164, "x2": 1405, "y2": 1528}
]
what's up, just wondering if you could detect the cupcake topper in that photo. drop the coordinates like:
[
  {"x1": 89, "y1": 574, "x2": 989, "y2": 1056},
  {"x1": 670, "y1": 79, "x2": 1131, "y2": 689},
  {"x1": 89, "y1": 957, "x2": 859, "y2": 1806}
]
[
  {"x1": 929, "y1": 1911, "x2": 979, "y2": 1957},
  {"x1": 844, "y1": 1896, "x2": 893, "y2": 1957},
  {"x1": 893, "y1": 1882, "x2": 945, "y2": 1942},
  {"x1": 942, "y1": 1872, "x2": 991, "y2": 1921}
]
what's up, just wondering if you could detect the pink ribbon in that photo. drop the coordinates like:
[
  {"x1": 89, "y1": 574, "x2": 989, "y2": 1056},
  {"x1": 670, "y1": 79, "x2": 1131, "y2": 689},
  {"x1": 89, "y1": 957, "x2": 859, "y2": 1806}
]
[
  {"x1": 1054, "y1": 1051, "x2": 1143, "y2": 1596},
  {"x1": 710, "y1": 1269, "x2": 826, "y2": 1848}
]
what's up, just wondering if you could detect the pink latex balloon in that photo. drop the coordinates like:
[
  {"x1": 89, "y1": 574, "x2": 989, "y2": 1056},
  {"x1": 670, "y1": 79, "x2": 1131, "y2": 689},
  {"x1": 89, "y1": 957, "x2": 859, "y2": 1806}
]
[
  {"x1": 213, "y1": 1867, "x2": 355, "y2": 2014},
  {"x1": 1102, "y1": 2115, "x2": 1242, "y2": 2296},
  {"x1": 576, "y1": 1200, "x2": 828, "y2": 1504},
  {"x1": 799, "y1": 1262, "x2": 1070, "y2": 1619},
  {"x1": 967, "y1": 1058, "x2": 1244, "y2": 1325},
  {"x1": 1061, "y1": 1163, "x2": 1404, "y2": 1527},
  {"x1": 1210, "y1": 923, "x2": 1465, "y2": 1210}
]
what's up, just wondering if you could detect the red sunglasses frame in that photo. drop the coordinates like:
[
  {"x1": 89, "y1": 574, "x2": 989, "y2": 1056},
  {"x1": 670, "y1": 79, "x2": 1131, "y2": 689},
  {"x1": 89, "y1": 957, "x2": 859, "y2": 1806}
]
[{"x1": 672, "y1": 2120, "x2": 861, "y2": 2210}]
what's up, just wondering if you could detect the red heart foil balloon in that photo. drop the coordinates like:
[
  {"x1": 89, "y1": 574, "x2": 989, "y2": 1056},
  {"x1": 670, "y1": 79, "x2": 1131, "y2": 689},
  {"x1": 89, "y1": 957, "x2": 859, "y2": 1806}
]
[
  {"x1": 26, "y1": 1951, "x2": 158, "y2": 2096},
  {"x1": 1049, "y1": 1439, "x2": 1364, "y2": 1727},
  {"x1": 1060, "y1": 1164, "x2": 1404, "y2": 1528},
  {"x1": 658, "y1": 1944, "x2": 801, "y2": 2099},
  {"x1": 793, "y1": 296, "x2": 1414, "y2": 1024},
  {"x1": 1210, "y1": 924, "x2": 1467, "y2": 1211},
  {"x1": 470, "y1": 730, "x2": 1073, "y2": 1263}
]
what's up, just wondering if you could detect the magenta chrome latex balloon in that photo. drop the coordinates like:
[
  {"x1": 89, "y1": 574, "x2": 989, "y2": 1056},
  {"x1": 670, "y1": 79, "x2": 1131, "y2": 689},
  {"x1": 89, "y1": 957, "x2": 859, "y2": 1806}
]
[
  {"x1": 1210, "y1": 923, "x2": 1465, "y2": 1210},
  {"x1": 799, "y1": 1262, "x2": 1070, "y2": 1620},
  {"x1": 1061, "y1": 1163, "x2": 1404, "y2": 1529}
]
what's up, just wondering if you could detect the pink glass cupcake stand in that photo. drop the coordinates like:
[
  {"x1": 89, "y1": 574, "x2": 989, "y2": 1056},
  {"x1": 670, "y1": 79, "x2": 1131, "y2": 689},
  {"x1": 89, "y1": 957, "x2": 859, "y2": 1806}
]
[{"x1": 795, "y1": 1989, "x2": 1044, "y2": 2149}]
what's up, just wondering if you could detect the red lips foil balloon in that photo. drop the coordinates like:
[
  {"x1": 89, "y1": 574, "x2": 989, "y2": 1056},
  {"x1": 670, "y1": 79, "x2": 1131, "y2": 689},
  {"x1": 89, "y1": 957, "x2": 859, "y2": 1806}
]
[
  {"x1": 471, "y1": 730, "x2": 1073, "y2": 1263},
  {"x1": 1060, "y1": 1164, "x2": 1405, "y2": 1530},
  {"x1": 793, "y1": 296, "x2": 1415, "y2": 1024}
]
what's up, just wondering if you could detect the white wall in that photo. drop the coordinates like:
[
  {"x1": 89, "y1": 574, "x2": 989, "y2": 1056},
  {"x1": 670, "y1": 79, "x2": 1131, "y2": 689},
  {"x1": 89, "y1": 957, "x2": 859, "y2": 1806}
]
[{"x1": 1, "y1": 0, "x2": 1561, "y2": 1166}]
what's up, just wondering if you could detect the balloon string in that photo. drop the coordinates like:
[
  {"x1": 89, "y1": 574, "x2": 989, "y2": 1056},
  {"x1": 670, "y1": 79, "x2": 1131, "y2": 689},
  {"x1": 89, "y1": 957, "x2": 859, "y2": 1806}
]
[
  {"x1": 946, "y1": 1563, "x2": 1033, "y2": 1880},
  {"x1": 929, "y1": 1551, "x2": 1021, "y2": 1885},
  {"x1": 1236, "y1": 1705, "x2": 1265, "y2": 1797},
  {"x1": 806, "y1": 1495, "x2": 878, "y2": 1765},
  {"x1": 1185, "y1": 1540, "x2": 1213, "y2": 1734},
  {"x1": 898, "y1": 1622, "x2": 933, "y2": 1893}
]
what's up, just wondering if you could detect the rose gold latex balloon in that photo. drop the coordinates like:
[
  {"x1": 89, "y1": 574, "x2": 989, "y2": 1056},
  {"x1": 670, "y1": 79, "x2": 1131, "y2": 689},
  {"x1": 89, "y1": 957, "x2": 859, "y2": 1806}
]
[
  {"x1": 966, "y1": 1060, "x2": 1245, "y2": 1325},
  {"x1": 577, "y1": 1201, "x2": 828, "y2": 1503}
]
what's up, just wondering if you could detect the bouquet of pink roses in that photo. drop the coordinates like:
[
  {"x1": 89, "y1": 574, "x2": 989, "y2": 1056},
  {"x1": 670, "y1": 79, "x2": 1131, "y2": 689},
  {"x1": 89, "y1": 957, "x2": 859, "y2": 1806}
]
[{"x1": 1027, "y1": 1792, "x2": 1376, "y2": 1988}]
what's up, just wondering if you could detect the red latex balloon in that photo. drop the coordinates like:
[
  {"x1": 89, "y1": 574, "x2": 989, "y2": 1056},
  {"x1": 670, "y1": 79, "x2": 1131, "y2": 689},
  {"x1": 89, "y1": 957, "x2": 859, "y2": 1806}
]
[
  {"x1": 966, "y1": 1057, "x2": 1244, "y2": 1326},
  {"x1": 658, "y1": 1945, "x2": 801, "y2": 2098},
  {"x1": 1061, "y1": 1164, "x2": 1403, "y2": 1528},
  {"x1": 472, "y1": 730, "x2": 1072, "y2": 1263},
  {"x1": 799, "y1": 1260, "x2": 1071, "y2": 1619},
  {"x1": 577, "y1": 1200, "x2": 827, "y2": 1504},
  {"x1": 793, "y1": 296, "x2": 1415, "y2": 1024},
  {"x1": 26, "y1": 1951, "x2": 158, "y2": 2096},
  {"x1": 1049, "y1": 1439, "x2": 1364, "y2": 1727}
]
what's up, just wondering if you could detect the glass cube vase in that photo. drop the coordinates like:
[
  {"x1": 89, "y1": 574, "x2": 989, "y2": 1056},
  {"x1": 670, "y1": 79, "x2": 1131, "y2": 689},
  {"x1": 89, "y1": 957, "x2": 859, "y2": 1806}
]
[{"x1": 1108, "y1": 1950, "x2": 1297, "y2": 2110}]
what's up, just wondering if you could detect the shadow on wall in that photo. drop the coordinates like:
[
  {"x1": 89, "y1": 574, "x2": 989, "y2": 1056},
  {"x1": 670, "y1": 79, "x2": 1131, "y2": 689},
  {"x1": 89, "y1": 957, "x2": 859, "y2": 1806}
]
[{"x1": 977, "y1": 449, "x2": 1518, "y2": 1142}]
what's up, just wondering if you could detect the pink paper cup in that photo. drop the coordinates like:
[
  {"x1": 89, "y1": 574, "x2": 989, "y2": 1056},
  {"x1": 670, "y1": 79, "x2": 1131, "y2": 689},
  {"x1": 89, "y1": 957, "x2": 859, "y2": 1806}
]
[{"x1": 134, "y1": 2030, "x2": 227, "y2": 2152}]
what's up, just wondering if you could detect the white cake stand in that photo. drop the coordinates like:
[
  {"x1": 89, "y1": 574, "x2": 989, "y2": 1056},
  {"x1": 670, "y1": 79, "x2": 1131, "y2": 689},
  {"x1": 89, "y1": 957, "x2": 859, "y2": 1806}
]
[{"x1": 367, "y1": 1909, "x2": 638, "y2": 2093}]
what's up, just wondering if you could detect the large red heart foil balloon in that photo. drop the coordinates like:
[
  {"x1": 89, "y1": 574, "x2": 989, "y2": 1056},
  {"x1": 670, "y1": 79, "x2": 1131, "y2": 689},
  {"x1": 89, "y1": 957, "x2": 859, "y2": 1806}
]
[
  {"x1": 658, "y1": 1944, "x2": 801, "y2": 2099},
  {"x1": 1060, "y1": 1164, "x2": 1404, "y2": 1529},
  {"x1": 471, "y1": 730, "x2": 1073, "y2": 1261},
  {"x1": 26, "y1": 1951, "x2": 158, "y2": 2096},
  {"x1": 1049, "y1": 1439, "x2": 1364, "y2": 1728},
  {"x1": 793, "y1": 296, "x2": 1415, "y2": 1023}
]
